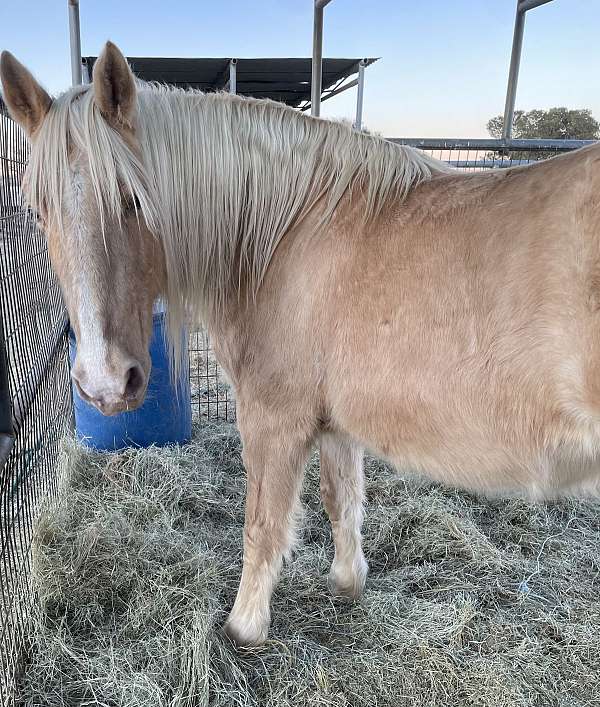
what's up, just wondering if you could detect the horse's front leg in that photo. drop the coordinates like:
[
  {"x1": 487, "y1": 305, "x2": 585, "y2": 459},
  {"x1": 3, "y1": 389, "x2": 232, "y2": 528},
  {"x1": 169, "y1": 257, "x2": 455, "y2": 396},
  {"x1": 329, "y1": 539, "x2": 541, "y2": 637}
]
[{"x1": 224, "y1": 403, "x2": 312, "y2": 646}]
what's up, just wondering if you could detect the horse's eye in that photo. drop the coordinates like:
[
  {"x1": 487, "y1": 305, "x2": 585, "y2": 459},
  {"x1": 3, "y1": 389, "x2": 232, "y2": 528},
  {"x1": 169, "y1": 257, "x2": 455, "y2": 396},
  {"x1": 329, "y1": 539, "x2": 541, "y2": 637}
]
[
  {"x1": 31, "y1": 208, "x2": 44, "y2": 228},
  {"x1": 124, "y1": 195, "x2": 141, "y2": 213}
]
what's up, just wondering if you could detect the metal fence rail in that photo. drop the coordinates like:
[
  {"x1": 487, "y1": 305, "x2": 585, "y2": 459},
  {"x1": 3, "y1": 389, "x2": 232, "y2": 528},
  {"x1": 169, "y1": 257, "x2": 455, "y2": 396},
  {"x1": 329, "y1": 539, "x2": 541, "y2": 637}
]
[
  {"x1": 392, "y1": 137, "x2": 595, "y2": 151},
  {"x1": 0, "y1": 108, "x2": 72, "y2": 707},
  {"x1": 393, "y1": 137, "x2": 596, "y2": 170}
]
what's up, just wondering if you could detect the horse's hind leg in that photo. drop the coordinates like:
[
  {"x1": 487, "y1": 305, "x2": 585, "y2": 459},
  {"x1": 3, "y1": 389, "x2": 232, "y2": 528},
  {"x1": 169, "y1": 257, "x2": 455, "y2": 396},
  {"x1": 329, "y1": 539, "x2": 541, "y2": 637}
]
[
  {"x1": 224, "y1": 403, "x2": 312, "y2": 646},
  {"x1": 319, "y1": 431, "x2": 368, "y2": 600}
]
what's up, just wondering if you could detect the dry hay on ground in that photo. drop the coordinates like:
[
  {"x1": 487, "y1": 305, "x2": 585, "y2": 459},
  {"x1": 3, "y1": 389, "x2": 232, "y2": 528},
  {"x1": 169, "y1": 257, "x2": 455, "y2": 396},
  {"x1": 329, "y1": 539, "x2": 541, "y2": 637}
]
[{"x1": 15, "y1": 422, "x2": 600, "y2": 706}]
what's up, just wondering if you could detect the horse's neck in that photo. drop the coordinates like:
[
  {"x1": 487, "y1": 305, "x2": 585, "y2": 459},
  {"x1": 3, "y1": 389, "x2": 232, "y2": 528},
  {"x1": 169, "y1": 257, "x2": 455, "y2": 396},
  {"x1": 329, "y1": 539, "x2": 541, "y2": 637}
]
[{"x1": 142, "y1": 89, "x2": 438, "y2": 332}]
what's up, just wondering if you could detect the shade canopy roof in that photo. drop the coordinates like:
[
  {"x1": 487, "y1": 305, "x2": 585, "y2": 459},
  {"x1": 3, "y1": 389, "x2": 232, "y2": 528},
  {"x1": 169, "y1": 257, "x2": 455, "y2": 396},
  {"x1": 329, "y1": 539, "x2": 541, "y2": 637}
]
[{"x1": 81, "y1": 56, "x2": 378, "y2": 108}]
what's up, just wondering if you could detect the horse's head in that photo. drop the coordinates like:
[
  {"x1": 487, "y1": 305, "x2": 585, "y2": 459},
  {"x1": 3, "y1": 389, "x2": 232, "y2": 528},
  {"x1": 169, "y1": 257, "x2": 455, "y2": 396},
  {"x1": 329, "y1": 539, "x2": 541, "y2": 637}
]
[{"x1": 1, "y1": 43, "x2": 164, "y2": 415}]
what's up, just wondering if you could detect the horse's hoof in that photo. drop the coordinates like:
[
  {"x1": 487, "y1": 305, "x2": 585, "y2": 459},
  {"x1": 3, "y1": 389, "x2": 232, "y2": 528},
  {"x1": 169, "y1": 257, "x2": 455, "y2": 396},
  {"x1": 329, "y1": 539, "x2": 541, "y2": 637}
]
[
  {"x1": 328, "y1": 557, "x2": 368, "y2": 601},
  {"x1": 223, "y1": 613, "x2": 269, "y2": 647}
]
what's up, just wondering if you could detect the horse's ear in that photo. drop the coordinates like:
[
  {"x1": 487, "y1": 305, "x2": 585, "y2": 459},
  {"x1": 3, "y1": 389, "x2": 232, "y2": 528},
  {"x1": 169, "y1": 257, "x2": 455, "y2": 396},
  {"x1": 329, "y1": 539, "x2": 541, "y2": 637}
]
[
  {"x1": 92, "y1": 41, "x2": 136, "y2": 128},
  {"x1": 0, "y1": 51, "x2": 52, "y2": 137}
]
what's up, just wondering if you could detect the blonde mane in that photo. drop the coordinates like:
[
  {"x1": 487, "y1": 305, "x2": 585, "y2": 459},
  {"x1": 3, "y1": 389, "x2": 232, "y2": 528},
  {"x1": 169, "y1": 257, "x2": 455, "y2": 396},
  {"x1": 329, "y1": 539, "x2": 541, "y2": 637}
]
[{"x1": 24, "y1": 81, "x2": 449, "y2": 365}]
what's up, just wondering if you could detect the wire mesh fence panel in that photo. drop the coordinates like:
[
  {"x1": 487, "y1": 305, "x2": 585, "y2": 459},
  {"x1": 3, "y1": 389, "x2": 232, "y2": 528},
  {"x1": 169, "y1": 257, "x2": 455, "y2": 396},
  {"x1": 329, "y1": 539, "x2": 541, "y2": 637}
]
[
  {"x1": 0, "y1": 108, "x2": 72, "y2": 707},
  {"x1": 188, "y1": 330, "x2": 235, "y2": 422}
]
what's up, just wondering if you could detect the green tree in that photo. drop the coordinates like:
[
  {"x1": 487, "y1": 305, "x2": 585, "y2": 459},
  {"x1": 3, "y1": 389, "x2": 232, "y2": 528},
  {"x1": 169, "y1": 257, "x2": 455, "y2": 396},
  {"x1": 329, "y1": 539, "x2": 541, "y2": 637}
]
[{"x1": 486, "y1": 107, "x2": 599, "y2": 161}]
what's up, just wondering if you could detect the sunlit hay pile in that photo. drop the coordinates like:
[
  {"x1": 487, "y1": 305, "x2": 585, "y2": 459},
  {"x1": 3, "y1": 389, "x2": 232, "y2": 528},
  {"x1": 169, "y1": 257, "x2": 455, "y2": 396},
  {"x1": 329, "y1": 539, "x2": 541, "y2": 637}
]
[{"x1": 16, "y1": 423, "x2": 600, "y2": 706}]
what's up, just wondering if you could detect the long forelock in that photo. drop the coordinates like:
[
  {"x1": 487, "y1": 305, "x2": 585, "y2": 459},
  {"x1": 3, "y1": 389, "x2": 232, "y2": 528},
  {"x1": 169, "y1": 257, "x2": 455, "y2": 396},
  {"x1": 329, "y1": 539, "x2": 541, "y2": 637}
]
[
  {"x1": 24, "y1": 84, "x2": 158, "y2": 237},
  {"x1": 24, "y1": 80, "x2": 450, "y2": 375}
]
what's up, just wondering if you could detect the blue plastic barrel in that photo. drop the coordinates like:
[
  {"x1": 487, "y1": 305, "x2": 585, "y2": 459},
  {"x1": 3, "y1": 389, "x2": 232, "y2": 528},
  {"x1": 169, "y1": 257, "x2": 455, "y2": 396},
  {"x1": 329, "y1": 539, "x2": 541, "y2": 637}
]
[{"x1": 69, "y1": 308, "x2": 192, "y2": 451}]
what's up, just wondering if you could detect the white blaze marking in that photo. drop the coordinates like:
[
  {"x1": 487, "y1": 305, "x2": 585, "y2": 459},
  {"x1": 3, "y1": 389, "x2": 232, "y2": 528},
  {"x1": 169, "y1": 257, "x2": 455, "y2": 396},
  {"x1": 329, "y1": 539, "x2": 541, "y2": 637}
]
[{"x1": 67, "y1": 170, "x2": 114, "y2": 393}]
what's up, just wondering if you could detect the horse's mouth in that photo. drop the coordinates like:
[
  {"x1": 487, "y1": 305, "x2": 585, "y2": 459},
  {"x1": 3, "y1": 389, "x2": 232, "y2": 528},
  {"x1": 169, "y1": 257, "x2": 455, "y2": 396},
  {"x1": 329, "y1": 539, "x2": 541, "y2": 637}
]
[
  {"x1": 74, "y1": 379, "x2": 148, "y2": 416},
  {"x1": 97, "y1": 395, "x2": 146, "y2": 416}
]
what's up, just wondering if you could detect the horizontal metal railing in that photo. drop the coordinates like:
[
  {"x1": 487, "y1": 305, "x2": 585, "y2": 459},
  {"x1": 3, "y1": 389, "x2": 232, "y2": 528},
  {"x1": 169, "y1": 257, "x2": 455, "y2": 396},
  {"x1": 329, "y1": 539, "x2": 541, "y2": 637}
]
[{"x1": 389, "y1": 137, "x2": 596, "y2": 152}]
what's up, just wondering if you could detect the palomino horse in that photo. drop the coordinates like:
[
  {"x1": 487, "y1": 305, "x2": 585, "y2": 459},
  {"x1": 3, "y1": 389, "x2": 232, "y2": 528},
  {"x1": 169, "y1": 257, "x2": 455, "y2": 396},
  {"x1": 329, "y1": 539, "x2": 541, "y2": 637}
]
[{"x1": 2, "y1": 42, "x2": 600, "y2": 646}]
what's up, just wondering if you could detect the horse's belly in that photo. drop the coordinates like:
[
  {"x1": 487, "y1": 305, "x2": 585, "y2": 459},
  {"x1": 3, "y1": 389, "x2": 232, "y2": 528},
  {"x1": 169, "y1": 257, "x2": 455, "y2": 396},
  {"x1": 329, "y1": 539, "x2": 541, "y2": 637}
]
[{"x1": 333, "y1": 382, "x2": 600, "y2": 499}]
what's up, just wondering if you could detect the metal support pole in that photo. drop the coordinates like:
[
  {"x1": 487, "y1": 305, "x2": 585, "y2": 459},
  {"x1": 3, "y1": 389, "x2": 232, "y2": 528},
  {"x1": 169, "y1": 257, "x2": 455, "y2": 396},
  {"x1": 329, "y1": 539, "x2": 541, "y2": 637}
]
[
  {"x1": 68, "y1": 0, "x2": 82, "y2": 86},
  {"x1": 502, "y1": 2, "x2": 526, "y2": 141},
  {"x1": 311, "y1": 0, "x2": 333, "y2": 117},
  {"x1": 502, "y1": 0, "x2": 554, "y2": 141},
  {"x1": 354, "y1": 59, "x2": 367, "y2": 130},
  {"x1": 311, "y1": 4, "x2": 324, "y2": 116},
  {"x1": 229, "y1": 59, "x2": 237, "y2": 95}
]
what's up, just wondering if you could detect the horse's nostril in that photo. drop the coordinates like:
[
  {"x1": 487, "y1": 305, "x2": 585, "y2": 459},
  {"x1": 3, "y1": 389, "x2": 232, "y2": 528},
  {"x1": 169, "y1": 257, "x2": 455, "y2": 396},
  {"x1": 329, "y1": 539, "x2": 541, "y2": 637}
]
[
  {"x1": 72, "y1": 375, "x2": 89, "y2": 401},
  {"x1": 124, "y1": 364, "x2": 145, "y2": 399}
]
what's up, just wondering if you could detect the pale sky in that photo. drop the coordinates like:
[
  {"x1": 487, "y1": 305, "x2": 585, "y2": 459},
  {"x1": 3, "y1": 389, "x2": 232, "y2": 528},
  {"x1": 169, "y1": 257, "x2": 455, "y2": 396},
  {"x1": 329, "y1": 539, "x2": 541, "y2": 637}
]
[{"x1": 1, "y1": 0, "x2": 599, "y2": 138}]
